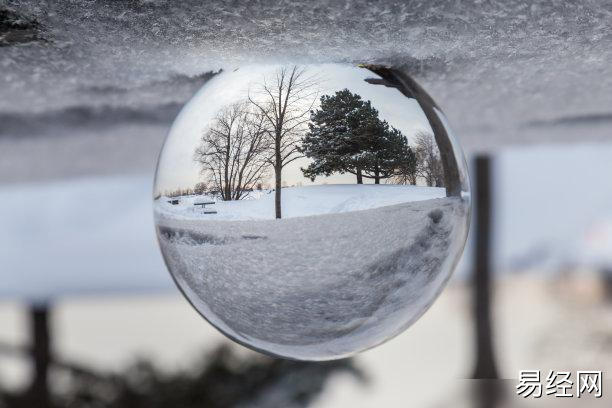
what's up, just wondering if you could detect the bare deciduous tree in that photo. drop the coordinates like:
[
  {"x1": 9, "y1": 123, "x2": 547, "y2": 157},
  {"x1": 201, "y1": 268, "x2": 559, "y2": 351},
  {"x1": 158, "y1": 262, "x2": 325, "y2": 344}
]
[
  {"x1": 248, "y1": 66, "x2": 318, "y2": 219},
  {"x1": 414, "y1": 132, "x2": 444, "y2": 187},
  {"x1": 193, "y1": 182, "x2": 207, "y2": 195},
  {"x1": 194, "y1": 102, "x2": 270, "y2": 201}
]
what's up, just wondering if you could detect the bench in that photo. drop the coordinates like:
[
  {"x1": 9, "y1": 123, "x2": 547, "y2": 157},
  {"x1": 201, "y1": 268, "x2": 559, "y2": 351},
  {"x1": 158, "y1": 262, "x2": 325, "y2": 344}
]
[{"x1": 194, "y1": 201, "x2": 217, "y2": 214}]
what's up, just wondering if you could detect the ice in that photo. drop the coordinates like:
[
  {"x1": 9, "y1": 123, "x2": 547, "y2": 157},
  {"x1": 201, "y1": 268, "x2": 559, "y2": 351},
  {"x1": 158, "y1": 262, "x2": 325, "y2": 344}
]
[{"x1": 2, "y1": 1, "x2": 612, "y2": 182}]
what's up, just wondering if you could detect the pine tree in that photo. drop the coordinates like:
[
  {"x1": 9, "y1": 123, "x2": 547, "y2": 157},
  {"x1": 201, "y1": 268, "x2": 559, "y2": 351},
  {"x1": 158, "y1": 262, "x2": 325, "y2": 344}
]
[
  {"x1": 300, "y1": 89, "x2": 409, "y2": 184},
  {"x1": 391, "y1": 141, "x2": 418, "y2": 185}
]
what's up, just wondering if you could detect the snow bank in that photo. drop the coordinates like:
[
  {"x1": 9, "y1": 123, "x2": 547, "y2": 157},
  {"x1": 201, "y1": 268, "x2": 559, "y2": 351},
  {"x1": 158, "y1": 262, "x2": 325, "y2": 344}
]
[
  {"x1": 154, "y1": 184, "x2": 446, "y2": 221},
  {"x1": 157, "y1": 196, "x2": 469, "y2": 360}
]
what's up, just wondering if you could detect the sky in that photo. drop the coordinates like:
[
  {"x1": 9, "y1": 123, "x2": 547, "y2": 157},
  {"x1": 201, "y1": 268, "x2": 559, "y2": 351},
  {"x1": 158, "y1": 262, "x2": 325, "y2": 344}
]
[{"x1": 154, "y1": 63, "x2": 436, "y2": 195}]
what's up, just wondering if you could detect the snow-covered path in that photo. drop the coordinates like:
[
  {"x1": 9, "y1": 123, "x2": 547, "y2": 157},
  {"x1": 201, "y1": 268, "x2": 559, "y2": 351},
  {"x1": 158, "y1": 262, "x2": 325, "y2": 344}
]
[{"x1": 157, "y1": 197, "x2": 468, "y2": 360}]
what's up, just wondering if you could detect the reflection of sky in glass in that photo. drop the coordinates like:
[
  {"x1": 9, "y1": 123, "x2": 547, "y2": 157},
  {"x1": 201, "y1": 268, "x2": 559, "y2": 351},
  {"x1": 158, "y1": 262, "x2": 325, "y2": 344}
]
[{"x1": 155, "y1": 64, "x2": 432, "y2": 194}]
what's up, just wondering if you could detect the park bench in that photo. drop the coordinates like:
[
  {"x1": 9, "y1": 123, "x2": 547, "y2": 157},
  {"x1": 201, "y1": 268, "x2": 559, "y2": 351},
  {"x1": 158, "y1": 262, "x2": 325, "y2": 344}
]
[{"x1": 194, "y1": 201, "x2": 217, "y2": 214}]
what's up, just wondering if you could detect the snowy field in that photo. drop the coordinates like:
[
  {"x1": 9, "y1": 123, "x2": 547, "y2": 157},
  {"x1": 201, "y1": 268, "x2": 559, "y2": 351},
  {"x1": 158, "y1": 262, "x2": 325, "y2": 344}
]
[
  {"x1": 154, "y1": 184, "x2": 446, "y2": 221},
  {"x1": 155, "y1": 185, "x2": 469, "y2": 360}
]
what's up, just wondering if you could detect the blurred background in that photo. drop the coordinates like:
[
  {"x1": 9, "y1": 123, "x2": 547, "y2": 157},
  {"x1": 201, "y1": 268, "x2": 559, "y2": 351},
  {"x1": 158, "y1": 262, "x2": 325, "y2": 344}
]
[{"x1": 1, "y1": 1, "x2": 612, "y2": 407}]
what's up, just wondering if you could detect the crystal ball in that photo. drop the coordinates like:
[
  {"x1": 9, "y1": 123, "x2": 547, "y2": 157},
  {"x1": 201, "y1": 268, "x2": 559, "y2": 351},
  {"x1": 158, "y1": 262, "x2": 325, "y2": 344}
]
[{"x1": 154, "y1": 63, "x2": 470, "y2": 360}]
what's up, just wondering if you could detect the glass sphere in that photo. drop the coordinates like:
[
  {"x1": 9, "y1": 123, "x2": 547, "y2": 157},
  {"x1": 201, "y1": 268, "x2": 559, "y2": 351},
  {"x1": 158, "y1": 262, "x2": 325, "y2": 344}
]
[{"x1": 154, "y1": 63, "x2": 470, "y2": 360}]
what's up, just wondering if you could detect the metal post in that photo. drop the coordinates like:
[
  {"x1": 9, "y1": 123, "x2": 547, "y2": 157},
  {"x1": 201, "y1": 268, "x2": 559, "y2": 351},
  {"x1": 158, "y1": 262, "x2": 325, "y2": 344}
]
[
  {"x1": 471, "y1": 154, "x2": 503, "y2": 408},
  {"x1": 28, "y1": 303, "x2": 52, "y2": 408},
  {"x1": 472, "y1": 155, "x2": 499, "y2": 379}
]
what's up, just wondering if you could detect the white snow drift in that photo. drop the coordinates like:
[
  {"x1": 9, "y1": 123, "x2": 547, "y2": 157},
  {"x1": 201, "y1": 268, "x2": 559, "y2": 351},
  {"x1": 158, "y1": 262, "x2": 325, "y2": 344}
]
[
  {"x1": 155, "y1": 184, "x2": 469, "y2": 360},
  {"x1": 155, "y1": 184, "x2": 446, "y2": 221}
]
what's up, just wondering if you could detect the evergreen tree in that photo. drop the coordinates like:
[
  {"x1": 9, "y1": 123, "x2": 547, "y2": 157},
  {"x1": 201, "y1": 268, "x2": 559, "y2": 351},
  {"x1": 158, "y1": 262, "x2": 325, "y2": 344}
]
[
  {"x1": 300, "y1": 89, "x2": 409, "y2": 184},
  {"x1": 390, "y1": 139, "x2": 419, "y2": 185}
]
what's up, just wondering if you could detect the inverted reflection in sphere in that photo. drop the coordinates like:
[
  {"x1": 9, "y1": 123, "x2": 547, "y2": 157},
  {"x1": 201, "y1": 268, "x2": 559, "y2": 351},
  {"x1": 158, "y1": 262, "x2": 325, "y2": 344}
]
[{"x1": 154, "y1": 63, "x2": 470, "y2": 360}]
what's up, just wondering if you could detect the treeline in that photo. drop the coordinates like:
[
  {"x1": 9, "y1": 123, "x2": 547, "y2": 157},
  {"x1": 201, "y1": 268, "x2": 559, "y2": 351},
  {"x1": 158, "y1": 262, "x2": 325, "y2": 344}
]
[
  {"x1": 160, "y1": 182, "x2": 269, "y2": 199},
  {"x1": 161, "y1": 187, "x2": 195, "y2": 198}
]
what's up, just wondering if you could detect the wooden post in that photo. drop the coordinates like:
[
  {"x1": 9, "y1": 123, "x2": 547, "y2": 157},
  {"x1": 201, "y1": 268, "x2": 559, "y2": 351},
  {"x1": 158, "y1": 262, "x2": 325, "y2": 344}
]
[
  {"x1": 472, "y1": 155, "x2": 499, "y2": 380},
  {"x1": 28, "y1": 303, "x2": 52, "y2": 408}
]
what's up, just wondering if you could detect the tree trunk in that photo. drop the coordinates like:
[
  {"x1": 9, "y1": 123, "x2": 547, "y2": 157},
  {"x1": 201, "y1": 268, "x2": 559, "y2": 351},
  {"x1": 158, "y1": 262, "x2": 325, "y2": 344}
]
[
  {"x1": 356, "y1": 167, "x2": 363, "y2": 184},
  {"x1": 374, "y1": 166, "x2": 380, "y2": 184},
  {"x1": 363, "y1": 66, "x2": 462, "y2": 197},
  {"x1": 274, "y1": 132, "x2": 283, "y2": 219},
  {"x1": 274, "y1": 165, "x2": 282, "y2": 219}
]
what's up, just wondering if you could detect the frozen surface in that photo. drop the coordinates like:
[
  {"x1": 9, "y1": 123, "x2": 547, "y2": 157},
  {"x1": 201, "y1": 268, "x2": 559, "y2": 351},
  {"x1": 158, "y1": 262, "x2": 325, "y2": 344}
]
[
  {"x1": 0, "y1": 176, "x2": 171, "y2": 302},
  {"x1": 1, "y1": 1, "x2": 612, "y2": 183},
  {"x1": 156, "y1": 196, "x2": 469, "y2": 359},
  {"x1": 3, "y1": 142, "x2": 612, "y2": 304},
  {"x1": 494, "y1": 143, "x2": 612, "y2": 272}
]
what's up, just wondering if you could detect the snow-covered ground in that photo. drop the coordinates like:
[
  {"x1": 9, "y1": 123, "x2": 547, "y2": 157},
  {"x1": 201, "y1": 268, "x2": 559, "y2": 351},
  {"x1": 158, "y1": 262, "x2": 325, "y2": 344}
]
[
  {"x1": 155, "y1": 186, "x2": 469, "y2": 360},
  {"x1": 495, "y1": 143, "x2": 612, "y2": 273},
  {"x1": 0, "y1": 176, "x2": 170, "y2": 302},
  {"x1": 4, "y1": 140, "x2": 612, "y2": 306},
  {"x1": 154, "y1": 184, "x2": 446, "y2": 221}
]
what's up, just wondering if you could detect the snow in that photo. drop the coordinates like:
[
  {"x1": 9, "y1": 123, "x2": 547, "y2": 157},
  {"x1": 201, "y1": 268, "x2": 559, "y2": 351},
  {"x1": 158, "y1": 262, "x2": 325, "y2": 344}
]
[
  {"x1": 494, "y1": 143, "x2": 612, "y2": 273},
  {"x1": 155, "y1": 186, "x2": 469, "y2": 360},
  {"x1": 154, "y1": 184, "x2": 446, "y2": 221},
  {"x1": 0, "y1": 176, "x2": 172, "y2": 302},
  {"x1": 3, "y1": 142, "x2": 612, "y2": 307},
  {"x1": 576, "y1": 218, "x2": 612, "y2": 268}
]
